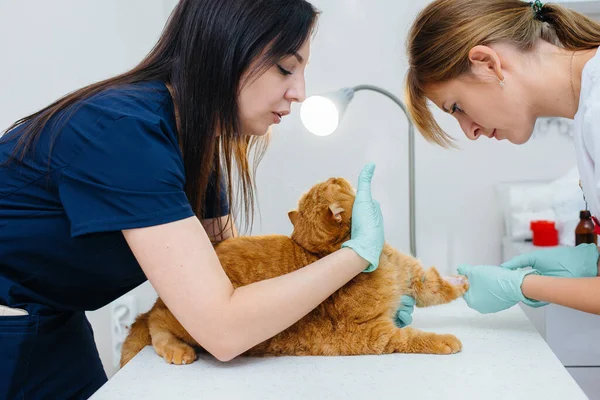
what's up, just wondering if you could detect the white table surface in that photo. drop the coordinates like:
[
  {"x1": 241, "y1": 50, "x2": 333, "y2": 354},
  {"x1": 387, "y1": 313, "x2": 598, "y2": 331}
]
[{"x1": 90, "y1": 301, "x2": 587, "y2": 400}]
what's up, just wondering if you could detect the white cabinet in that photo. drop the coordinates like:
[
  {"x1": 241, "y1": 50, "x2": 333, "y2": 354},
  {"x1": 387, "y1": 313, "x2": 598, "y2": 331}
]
[
  {"x1": 567, "y1": 368, "x2": 600, "y2": 400},
  {"x1": 546, "y1": 305, "x2": 600, "y2": 366},
  {"x1": 502, "y1": 238, "x2": 600, "y2": 399}
]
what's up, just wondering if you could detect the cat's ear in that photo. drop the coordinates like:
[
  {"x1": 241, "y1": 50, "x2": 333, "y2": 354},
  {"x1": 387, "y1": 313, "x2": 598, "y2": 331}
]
[
  {"x1": 288, "y1": 210, "x2": 299, "y2": 226},
  {"x1": 328, "y1": 203, "x2": 344, "y2": 223}
]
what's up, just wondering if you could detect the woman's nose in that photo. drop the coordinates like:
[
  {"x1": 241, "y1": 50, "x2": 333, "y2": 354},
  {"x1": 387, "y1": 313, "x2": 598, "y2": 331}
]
[
  {"x1": 466, "y1": 126, "x2": 483, "y2": 140},
  {"x1": 459, "y1": 118, "x2": 483, "y2": 141},
  {"x1": 285, "y1": 77, "x2": 306, "y2": 103}
]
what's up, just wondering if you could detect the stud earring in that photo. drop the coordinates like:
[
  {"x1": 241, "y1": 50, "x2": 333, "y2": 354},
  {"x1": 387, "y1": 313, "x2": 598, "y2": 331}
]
[{"x1": 498, "y1": 78, "x2": 505, "y2": 88}]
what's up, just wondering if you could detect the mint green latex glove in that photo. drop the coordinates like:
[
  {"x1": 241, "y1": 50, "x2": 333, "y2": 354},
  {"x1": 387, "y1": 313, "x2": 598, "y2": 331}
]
[
  {"x1": 341, "y1": 163, "x2": 385, "y2": 272},
  {"x1": 501, "y1": 243, "x2": 599, "y2": 278},
  {"x1": 394, "y1": 295, "x2": 415, "y2": 328},
  {"x1": 457, "y1": 264, "x2": 544, "y2": 314}
]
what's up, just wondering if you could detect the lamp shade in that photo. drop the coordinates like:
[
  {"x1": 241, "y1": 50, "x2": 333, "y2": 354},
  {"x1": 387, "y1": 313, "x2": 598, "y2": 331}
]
[{"x1": 300, "y1": 88, "x2": 355, "y2": 136}]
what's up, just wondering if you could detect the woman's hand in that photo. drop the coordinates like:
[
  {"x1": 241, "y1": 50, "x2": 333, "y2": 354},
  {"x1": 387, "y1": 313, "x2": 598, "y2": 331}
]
[
  {"x1": 341, "y1": 163, "x2": 385, "y2": 272},
  {"x1": 501, "y1": 244, "x2": 599, "y2": 278},
  {"x1": 457, "y1": 264, "x2": 545, "y2": 313}
]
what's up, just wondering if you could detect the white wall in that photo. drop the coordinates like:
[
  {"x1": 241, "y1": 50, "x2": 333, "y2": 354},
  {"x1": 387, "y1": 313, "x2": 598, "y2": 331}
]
[{"x1": 0, "y1": 0, "x2": 580, "y2": 380}]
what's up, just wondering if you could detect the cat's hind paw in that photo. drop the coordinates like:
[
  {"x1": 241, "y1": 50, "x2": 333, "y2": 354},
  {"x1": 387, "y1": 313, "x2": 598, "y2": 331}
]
[
  {"x1": 427, "y1": 333, "x2": 462, "y2": 355},
  {"x1": 154, "y1": 340, "x2": 197, "y2": 365}
]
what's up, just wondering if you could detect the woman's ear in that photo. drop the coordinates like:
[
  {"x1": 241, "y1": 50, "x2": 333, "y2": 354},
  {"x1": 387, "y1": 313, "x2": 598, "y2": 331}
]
[{"x1": 468, "y1": 45, "x2": 504, "y2": 82}]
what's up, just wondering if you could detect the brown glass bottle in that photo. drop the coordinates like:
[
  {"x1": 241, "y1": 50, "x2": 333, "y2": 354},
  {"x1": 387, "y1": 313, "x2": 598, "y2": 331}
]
[{"x1": 575, "y1": 210, "x2": 598, "y2": 245}]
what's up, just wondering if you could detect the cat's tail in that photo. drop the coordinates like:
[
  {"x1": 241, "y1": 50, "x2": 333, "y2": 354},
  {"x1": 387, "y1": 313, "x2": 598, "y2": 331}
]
[{"x1": 119, "y1": 312, "x2": 151, "y2": 368}]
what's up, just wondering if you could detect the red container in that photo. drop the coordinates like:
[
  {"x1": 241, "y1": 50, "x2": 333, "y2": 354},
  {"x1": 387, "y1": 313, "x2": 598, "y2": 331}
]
[{"x1": 530, "y1": 220, "x2": 559, "y2": 246}]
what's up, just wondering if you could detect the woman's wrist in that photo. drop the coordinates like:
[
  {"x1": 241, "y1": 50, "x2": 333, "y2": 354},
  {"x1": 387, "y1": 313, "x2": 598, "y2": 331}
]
[
  {"x1": 339, "y1": 247, "x2": 371, "y2": 272},
  {"x1": 597, "y1": 246, "x2": 600, "y2": 276},
  {"x1": 520, "y1": 273, "x2": 543, "y2": 303}
]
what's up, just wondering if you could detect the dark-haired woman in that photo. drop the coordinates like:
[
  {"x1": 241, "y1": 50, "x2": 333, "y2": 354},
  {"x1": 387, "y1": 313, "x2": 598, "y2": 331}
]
[{"x1": 0, "y1": 1, "x2": 386, "y2": 398}]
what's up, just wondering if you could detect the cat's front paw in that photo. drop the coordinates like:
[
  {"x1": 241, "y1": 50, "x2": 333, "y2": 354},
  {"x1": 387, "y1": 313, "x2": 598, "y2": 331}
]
[
  {"x1": 442, "y1": 274, "x2": 469, "y2": 297},
  {"x1": 154, "y1": 340, "x2": 197, "y2": 365}
]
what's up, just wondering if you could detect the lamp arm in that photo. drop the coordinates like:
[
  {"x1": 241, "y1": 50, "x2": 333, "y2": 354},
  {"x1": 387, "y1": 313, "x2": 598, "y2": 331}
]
[{"x1": 351, "y1": 85, "x2": 417, "y2": 257}]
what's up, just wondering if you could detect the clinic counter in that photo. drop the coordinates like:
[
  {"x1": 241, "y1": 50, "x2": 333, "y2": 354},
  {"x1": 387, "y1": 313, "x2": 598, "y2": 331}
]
[{"x1": 90, "y1": 301, "x2": 586, "y2": 400}]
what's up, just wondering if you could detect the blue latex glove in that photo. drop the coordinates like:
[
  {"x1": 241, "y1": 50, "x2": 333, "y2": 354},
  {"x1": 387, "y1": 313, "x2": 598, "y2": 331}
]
[
  {"x1": 457, "y1": 264, "x2": 544, "y2": 314},
  {"x1": 341, "y1": 163, "x2": 385, "y2": 272},
  {"x1": 501, "y1": 243, "x2": 599, "y2": 278},
  {"x1": 394, "y1": 295, "x2": 415, "y2": 328}
]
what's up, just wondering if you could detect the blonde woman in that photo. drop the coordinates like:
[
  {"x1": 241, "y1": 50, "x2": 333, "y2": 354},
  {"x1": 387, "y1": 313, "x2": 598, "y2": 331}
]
[{"x1": 406, "y1": 0, "x2": 600, "y2": 314}]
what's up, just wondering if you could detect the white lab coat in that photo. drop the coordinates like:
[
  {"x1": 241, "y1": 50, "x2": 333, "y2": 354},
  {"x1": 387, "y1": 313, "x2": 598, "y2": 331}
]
[{"x1": 574, "y1": 49, "x2": 600, "y2": 219}]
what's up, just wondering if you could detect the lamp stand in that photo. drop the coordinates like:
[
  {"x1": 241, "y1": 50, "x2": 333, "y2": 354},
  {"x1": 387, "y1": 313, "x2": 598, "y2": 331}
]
[{"x1": 350, "y1": 85, "x2": 417, "y2": 257}]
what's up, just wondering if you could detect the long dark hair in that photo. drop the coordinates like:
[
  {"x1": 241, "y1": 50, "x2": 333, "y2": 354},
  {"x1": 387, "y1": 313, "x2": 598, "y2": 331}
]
[{"x1": 2, "y1": 0, "x2": 319, "y2": 233}]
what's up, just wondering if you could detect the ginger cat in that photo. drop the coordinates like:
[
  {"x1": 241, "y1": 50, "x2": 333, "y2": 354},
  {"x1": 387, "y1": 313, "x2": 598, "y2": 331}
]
[{"x1": 120, "y1": 176, "x2": 468, "y2": 367}]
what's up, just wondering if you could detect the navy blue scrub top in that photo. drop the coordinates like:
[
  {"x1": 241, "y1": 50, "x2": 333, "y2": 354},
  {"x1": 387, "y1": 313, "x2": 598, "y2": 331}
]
[{"x1": 0, "y1": 80, "x2": 229, "y2": 399}]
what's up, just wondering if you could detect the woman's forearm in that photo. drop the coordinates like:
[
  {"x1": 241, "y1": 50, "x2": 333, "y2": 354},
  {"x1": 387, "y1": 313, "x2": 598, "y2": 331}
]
[
  {"x1": 128, "y1": 216, "x2": 371, "y2": 363},
  {"x1": 220, "y1": 248, "x2": 368, "y2": 360},
  {"x1": 521, "y1": 274, "x2": 600, "y2": 314}
]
